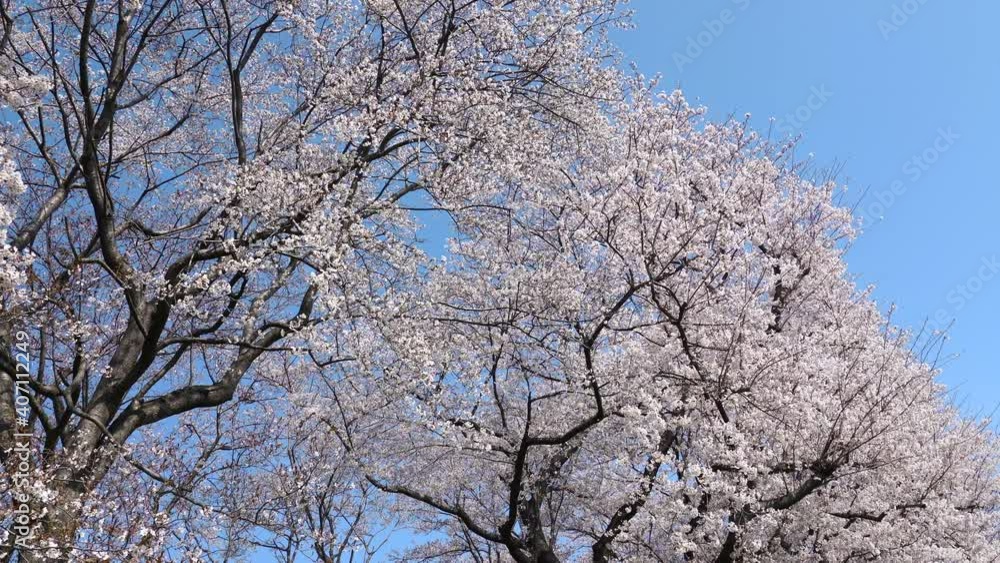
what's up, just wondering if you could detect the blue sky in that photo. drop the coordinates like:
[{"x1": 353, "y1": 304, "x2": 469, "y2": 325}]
[{"x1": 616, "y1": 0, "x2": 1000, "y2": 417}]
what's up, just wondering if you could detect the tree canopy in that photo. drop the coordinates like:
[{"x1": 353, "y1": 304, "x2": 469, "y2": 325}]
[{"x1": 0, "y1": 0, "x2": 997, "y2": 561}]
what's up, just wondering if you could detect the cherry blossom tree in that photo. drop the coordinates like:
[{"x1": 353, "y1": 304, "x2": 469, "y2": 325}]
[
  {"x1": 0, "y1": 0, "x2": 625, "y2": 559},
  {"x1": 0, "y1": 0, "x2": 998, "y2": 561},
  {"x1": 317, "y1": 90, "x2": 1000, "y2": 562}
]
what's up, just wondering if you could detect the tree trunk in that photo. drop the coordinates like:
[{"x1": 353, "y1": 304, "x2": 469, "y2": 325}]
[{"x1": 17, "y1": 464, "x2": 88, "y2": 562}]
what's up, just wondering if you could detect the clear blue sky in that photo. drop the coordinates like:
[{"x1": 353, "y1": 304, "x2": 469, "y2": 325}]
[{"x1": 616, "y1": 0, "x2": 1000, "y2": 417}]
